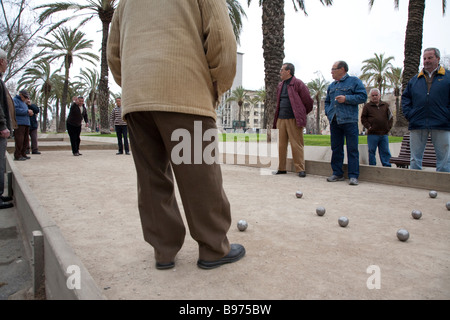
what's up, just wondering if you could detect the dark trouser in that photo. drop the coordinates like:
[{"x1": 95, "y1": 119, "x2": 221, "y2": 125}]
[
  {"x1": 67, "y1": 122, "x2": 81, "y2": 154},
  {"x1": 126, "y1": 111, "x2": 231, "y2": 264},
  {"x1": 27, "y1": 128, "x2": 39, "y2": 153},
  {"x1": 115, "y1": 125, "x2": 129, "y2": 153},
  {"x1": 330, "y1": 118, "x2": 359, "y2": 178},
  {"x1": 14, "y1": 125, "x2": 30, "y2": 160}
]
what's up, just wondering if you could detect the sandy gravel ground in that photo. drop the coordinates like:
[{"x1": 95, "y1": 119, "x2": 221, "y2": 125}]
[{"x1": 13, "y1": 149, "x2": 450, "y2": 300}]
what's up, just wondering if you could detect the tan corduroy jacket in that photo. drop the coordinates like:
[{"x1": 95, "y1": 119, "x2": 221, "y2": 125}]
[{"x1": 107, "y1": 0, "x2": 237, "y2": 121}]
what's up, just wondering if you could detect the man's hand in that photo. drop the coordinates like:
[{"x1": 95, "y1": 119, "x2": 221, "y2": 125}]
[
  {"x1": 0, "y1": 129, "x2": 10, "y2": 138},
  {"x1": 335, "y1": 95, "x2": 346, "y2": 103}
]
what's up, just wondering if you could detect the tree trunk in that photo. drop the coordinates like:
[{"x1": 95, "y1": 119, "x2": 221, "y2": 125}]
[
  {"x1": 392, "y1": 0, "x2": 425, "y2": 136},
  {"x1": 316, "y1": 97, "x2": 320, "y2": 135},
  {"x1": 58, "y1": 77, "x2": 69, "y2": 133},
  {"x1": 98, "y1": 15, "x2": 113, "y2": 134},
  {"x1": 261, "y1": 0, "x2": 285, "y2": 142}
]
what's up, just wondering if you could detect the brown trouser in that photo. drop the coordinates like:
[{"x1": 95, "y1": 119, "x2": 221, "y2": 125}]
[
  {"x1": 126, "y1": 111, "x2": 231, "y2": 264},
  {"x1": 277, "y1": 118, "x2": 305, "y2": 172}
]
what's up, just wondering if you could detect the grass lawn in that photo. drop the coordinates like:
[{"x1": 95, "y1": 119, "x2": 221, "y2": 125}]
[
  {"x1": 82, "y1": 132, "x2": 403, "y2": 146},
  {"x1": 219, "y1": 133, "x2": 403, "y2": 146}
]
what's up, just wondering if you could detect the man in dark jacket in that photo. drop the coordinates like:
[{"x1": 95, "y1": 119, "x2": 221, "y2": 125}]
[
  {"x1": 361, "y1": 88, "x2": 393, "y2": 167},
  {"x1": 402, "y1": 47, "x2": 450, "y2": 172},
  {"x1": 66, "y1": 96, "x2": 89, "y2": 156},
  {"x1": 272, "y1": 62, "x2": 314, "y2": 177},
  {"x1": 0, "y1": 49, "x2": 14, "y2": 208},
  {"x1": 26, "y1": 100, "x2": 40, "y2": 154}
]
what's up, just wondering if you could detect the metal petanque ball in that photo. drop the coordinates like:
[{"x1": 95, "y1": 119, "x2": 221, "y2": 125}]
[
  {"x1": 411, "y1": 209, "x2": 422, "y2": 219},
  {"x1": 397, "y1": 228, "x2": 410, "y2": 241},
  {"x1": 237, "y1": 220, "x2": 248, "y2": 232},
  {"x1": 446, "y1": 202, "x2": 450, "y2": 210},
  {"x1": 295, "y1": 191, "x2": 303, "y2": 199},
  {"x1": 316, "y1": 206, "x2": 326, "y2": 216},
  {"x1": 338, "y1": 216, "x2": 349, "y2": 227},
  {"x1": 429, "y1": 190, "x2": 438, "y2": 198}
]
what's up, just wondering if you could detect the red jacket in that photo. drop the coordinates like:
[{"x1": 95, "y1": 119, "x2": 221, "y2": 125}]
[{"x1": 273, "y1": 76, "x2": 314, "y2": 129}]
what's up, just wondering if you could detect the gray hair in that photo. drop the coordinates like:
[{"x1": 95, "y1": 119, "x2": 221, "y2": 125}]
[
  {"x1": 369, "y1": 88, "x2": 380, "y2": 95},
  {"x1": 0, "y1": 48, "x2": 7, "y2": 60},
  {"x1": 424, "y1": 47, "x2": 440, "y2": 59}
]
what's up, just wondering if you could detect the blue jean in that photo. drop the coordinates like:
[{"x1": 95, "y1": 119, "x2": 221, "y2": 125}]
[
  {"x1": 367, "y1": 134, "x2": 392, "y2": 167},
  {"x1": 410, "y1": 129, "x2": 450, "y2": 172},
  {"x1": 330, "y1": 119, "x2": 359, "y2": 178}
]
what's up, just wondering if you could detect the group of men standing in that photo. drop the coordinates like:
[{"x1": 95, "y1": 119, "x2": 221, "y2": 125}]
[{"x1": 273, "y1": 47, "x2": 450, "y2": 186}]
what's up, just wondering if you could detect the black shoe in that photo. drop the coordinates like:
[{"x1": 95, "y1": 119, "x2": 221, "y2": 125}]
[
  {"x1": 14, "y1": 157, "x2": 27, "y2": 161},
  {"x1": 155, "y1": 261, "x2": 175, "y2": 270},
  {"x1": 298, "y1": 171, "x2": 306, "y2": 178},
  {"x1": 116, "y1": 152, "x2": 123, "y2": 155},
  {"x1": 23, "y1": 156, "x2": 31, "y2": 159},
  {"x1": 125, "y1": 152, "x2": 130, "y2": 155},
  {"x1": 25, "y1": 150, "x2": 30, "y2": 154},
  {"x1": 0, "y1": 196, "x2": 12, "y2": 202},
  {"x1": 272, "y1": 170, "x2": 287, "y2": 175},
  {"x1": 32, "y1": 151, "x2": 41, "y2": 154},
  {"x1": 197, "y1": 244, "x2": 245, "y2": 270},
  {"x1": 73, "y1": 153, "x2": 80, "y2": 156},
  {"x1": 0, "y1": 201, "x2": 13, "y2": 209}
]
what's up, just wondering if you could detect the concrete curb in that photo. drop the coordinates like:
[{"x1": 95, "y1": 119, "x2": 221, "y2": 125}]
[{"x1": 6, "y1": 152, "x2": 106, "y2": 300}]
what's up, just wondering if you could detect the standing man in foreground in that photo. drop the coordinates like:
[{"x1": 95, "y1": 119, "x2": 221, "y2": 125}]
[
  {"x1": 272, "y1": 63, "x2": 313, "y2": 177},
  {"x1": 0, "y1": 49, "x2": 15, "y2": 208},
  {"x1": 107, "y1": 0, "x2": 245, "y2": 270},
  {"x1": 402, "y1": 47, "x2": 450, "y2": 172},
  {"x1": 325, "y1": 61, "x2": 367, "y2": 185}
]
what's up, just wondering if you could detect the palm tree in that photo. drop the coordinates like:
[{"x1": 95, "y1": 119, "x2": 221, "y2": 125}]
[
  {"x1": 226, "y1": 86, "x2": 248, "y2": 122},
  {"x1": 17, "y1": 59, "x2": 53, "y2": 132},
  {"x1": 38, "y1": 27, "x2": 99, "y2": 132},
  {"x1": 227, "y1": 0, "x2": 247, "y2": 44},
  {"x1": 76, "y1": 68, "x2": 99, "y2": 132},
  {"x1": 36, "y1": 0, "x2": 118, "y2": 134},
  {"x1": 360, "y1": 53, "x2": 395, "y2": 95},
  {"x1": 307, "y1": 74, "x2": 329, "y2": 135},
  {"x1": 247, "y1": 0, "x2": 333, "y2": 140},
  {"x1": 386, "y1": 67, "x2": 403, "y2": 119},
  {"x1": 369, "y1": 0, "x2": 447, "y2": 133}
]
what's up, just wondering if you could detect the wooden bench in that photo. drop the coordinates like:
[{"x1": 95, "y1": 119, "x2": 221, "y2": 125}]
[{"x1": 389, "y1": 133, "x2": 437, "y2": 168}]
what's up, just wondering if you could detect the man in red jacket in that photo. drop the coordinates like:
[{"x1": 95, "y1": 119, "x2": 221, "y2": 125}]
[{"x1": 273, "y1": 63, "x2": 314, "y2": 177}]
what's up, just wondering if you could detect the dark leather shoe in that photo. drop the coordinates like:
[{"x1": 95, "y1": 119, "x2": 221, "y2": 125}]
[
  {"x1": 125, "y1": 152, "x2": 130, "y2": 155},
  {"x1": 0, "y1": 196, "x2": 13, "y2": 202},
  {"x1": 32, "y1": 151, "x2": 41, "y2": 154},
  {"x1": 272, "y1": 170, "x2": 287, "y2": 175},
  {"x1": 23, "y1": 156, "x2": 31, "y2": 159},
  {"x1": 298, "y1": 171, "x2": 306, "y2": 178},
  {"x1": 0, "y1": 201, "x2": 13, "y2": 209},
  {"x1": 14, "y1": 157, "x2": 27, "y2": 161},
  {"x1": 116, "y1": 152, "x2": 123, "y2": 155},
  {"x1": 156, "y1": 261, "x2": 175, "y2": 270},
  {"x1": 73, "y1": 153, "x2": 80, "y2": 156},
  {"x1": 197, "y1": 244, "x2": 245, "y2": 269}
]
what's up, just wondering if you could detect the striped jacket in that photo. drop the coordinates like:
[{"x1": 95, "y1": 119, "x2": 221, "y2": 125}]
[{"x1": 110, "y1": 107, "x2": 127, "y2": 127}]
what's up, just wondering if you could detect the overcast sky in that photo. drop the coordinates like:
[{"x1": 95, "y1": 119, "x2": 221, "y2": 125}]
[{"x1": 237, "y1": 0, "x2": 450, "y2": 90}]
